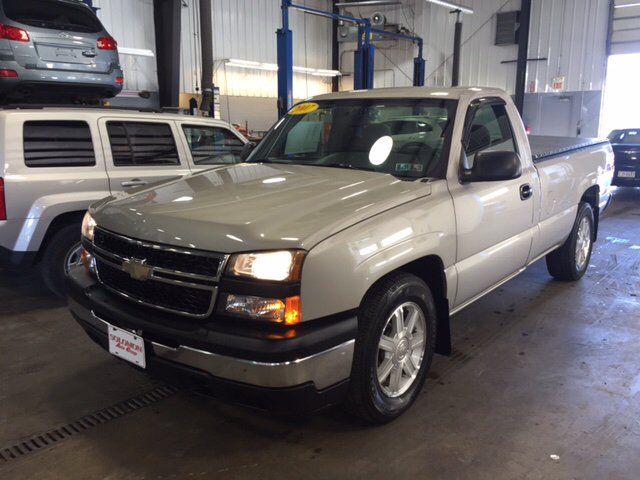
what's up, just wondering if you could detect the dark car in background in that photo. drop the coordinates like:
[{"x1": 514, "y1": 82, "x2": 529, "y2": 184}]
[
  {"x1": 608, "y1": 129, "x2": 640, "y2": 187},
  {"x1": 0, "y1": 0, "x2": 122, "y2": 103}
]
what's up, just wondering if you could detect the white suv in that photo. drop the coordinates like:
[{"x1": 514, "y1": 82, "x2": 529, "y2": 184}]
[{"x1": 0, "y1": 106, "x2": 247, "y2": 296}]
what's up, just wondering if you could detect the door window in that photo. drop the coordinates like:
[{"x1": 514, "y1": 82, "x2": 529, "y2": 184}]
[
  {"x1": 107, "y1": 122, "x2": 180, "y2": 166},
  {"x1": 182, "y1": 125, "x2": 244, "y2": 164},
  {"x1": 464, "y1": 103, "x2": 517, "y2": 168},
  {"x1": 23, "y1": 121, "x2": 95, "y2": 167}
]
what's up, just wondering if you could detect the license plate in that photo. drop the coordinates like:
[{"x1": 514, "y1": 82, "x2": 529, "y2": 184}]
[
  {"x1": 618, "y1": 171, "x2": 635, "y2": 178},
  {"x1": 107, "y1": 324, "x2": 146, "y2": 368}
]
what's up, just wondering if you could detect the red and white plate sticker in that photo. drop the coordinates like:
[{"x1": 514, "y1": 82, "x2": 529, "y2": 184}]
[{"x1": 108, "y1": 324, "x2": 146, "y2": 368}]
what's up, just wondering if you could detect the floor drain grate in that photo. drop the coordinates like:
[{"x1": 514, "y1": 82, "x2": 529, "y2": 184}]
[{"x1": 0, "y1": 384, "x2": 178, "y2": 463}]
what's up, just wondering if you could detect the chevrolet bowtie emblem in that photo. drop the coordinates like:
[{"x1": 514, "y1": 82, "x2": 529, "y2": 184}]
[{"x1": 122, "y1": 258, "x2": 152, "y2": 281}]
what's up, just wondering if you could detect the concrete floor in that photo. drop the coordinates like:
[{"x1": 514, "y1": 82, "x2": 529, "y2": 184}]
[{"x1": 1, "y1": 187, "x2": 639, "y2": 480}]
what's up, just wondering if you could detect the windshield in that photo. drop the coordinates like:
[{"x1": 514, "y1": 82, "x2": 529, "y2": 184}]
[
  {"x1": 249, "y1": 98, "x2": 457, "y2": 180},
  {"x1": 609, "y1": 130, "x2": 640, "y2": 145},
  {"x1": 4, "y1": 0, "x2": 103, "y2": 33}
]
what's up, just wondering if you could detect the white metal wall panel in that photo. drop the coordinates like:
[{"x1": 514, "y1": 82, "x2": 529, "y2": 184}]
[
  {"x1": 93, "y1": 0, "x2": 159, "y2": 93},
  {"x1": 180, "y1": 0, "x2": 334, "y2": 99},
  {"x1": 528, "y1": 0, "x2": 609, "y2": 93},
  {"x1": 610, "y1": 0, "x2": 640, "y2": 54},
  {"x1": 339, "y1": 0, "x2": 608, "y2": 95}
]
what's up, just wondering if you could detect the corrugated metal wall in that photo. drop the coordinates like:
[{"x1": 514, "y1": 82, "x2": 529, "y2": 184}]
[
  {"x1": 179, "y1": 0, "x2": 334, "y2": 98},
  {"x1": 93, "y1": 0, "x2": 159, "y2": 93},
  {"x1": 340, "y1": 0, "x2": 609, "y2": 95}
]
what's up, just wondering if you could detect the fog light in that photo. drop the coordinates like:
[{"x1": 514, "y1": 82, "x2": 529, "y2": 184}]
[
  {"x1": 225, "y1": 294, "x2": 301, "y2": 324},
  {"x1": 81, "y1": 248, "x2": 96, "y2": 275}
]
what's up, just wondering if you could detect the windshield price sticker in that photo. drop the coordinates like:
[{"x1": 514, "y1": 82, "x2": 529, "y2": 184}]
[
  {"x1": 108, "y1": 324, "x2": 146, "y2": 368},
  {"x1": 289, "y1": 102, "x2": 319, "y2": 115}
]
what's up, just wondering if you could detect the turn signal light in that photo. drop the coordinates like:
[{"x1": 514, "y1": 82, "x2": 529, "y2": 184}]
[
  {"x1": 285, "y1": 296, "x2": 301, "y2": 325},
  {"x1": 97, "y1": 36, "x2": 118, "y2": 50},
  {"x1": 0, "y1": 24, "x2": 29, "y2": 42}
]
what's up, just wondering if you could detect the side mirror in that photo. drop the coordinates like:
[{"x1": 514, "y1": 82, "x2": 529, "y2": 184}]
[
  {"x1": 461, "y1": 150, "x2": 522, "y2": 182},
  {"x1": 240, "y1": 141, "x2": 257, "y2": 161}
]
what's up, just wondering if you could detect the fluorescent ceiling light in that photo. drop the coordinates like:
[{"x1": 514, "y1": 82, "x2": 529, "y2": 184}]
[
  {"x1": 225, "y1": 59, "x2": 341, "y2": 77},
  {"x1": 424, "y1": 0, "x2": 473, "y2": 14},
  {"x1": 615, "y1": 2, "x2": 640, "y2": 8},
  {"x1": 118, "y1": 47, "x2": 155, "y2": 57}
]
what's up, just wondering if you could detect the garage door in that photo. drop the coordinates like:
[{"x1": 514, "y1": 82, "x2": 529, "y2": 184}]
[{"x1": 610, "y1": 0, "x2": 640, "y2": 54}]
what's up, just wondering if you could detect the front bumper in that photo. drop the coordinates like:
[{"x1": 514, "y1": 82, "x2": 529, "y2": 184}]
[{"x1": 66, "y1": 268, "x2": 356, "y2": 413}]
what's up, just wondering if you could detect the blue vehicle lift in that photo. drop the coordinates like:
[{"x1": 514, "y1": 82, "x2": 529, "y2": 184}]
[{"x1": 277, "y1": 0, "x2": 425, "y2": 118}]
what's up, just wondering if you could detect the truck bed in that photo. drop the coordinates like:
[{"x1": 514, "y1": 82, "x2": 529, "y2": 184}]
[{"x1": 529, "y1": 136, "x2": 609, "y2": 162}]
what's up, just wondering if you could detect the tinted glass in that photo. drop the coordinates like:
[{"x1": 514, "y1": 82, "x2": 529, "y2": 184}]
[
  {"x1": 107, "y1": 122, "x2": 180, "y2": 166},
  {"x1": 23, "y1": 121, "x2": 95, "y2": 167},
  {"x1": 250, "y1": 99, "x2": 457, "y2": 179},
  {"x1": 609, "y1": 130, "x2": 640, "y2": 145},
  {"x1": 183, "y1": 125, "x2": 244, "y2": 164},
  {"x1": 464, "y1": 103, "x2": 516, "y2": 168},
  {"x1": 4, "y1": 0, "x2": 103, "y2": 33}
]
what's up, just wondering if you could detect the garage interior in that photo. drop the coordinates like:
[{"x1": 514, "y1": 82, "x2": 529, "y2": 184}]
[{"x1": 1, "y1": 0, "x2": 640, "y2": 479}]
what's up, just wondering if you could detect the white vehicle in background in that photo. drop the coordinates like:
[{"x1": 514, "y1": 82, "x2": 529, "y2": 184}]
[
  {"x1": 68, "y1": 87, "x2": 614, "y2": 423},
  {"x1": 0, "y1": 106, "x2": 247, "y2": 296}
]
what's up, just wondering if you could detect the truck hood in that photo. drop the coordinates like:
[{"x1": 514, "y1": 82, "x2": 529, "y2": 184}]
[{"x1": 93, "y1": 163, "x2": 432, "y2": 252}]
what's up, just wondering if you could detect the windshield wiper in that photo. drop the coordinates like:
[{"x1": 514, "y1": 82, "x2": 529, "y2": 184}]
[{"x1": 320, "y1": 163, "x2": 376, "y2": 172}]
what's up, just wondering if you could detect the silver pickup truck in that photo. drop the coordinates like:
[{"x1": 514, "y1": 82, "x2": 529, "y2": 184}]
[
  {"x1": 0, "y1": 107, "x2": 247, "y2": 296},
  {"x1": 67, "y1": 87, "x2": 614, "y2": 423}
]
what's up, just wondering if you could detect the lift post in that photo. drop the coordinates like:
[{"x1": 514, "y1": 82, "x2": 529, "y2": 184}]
[
  {"x1": 277, "y1": 0, "x2": 425, "y2": 117},
  {"x1": 277, "y1": 2, "x2": 294, "y2": 118}
]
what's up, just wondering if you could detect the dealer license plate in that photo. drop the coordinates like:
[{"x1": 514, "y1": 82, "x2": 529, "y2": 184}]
[
  {"x1": 618, "y1": 171, "x2": 635, "y2": 178},
  {"x1": 107, "y1": 324, "x2": 146, "y2": 368}
]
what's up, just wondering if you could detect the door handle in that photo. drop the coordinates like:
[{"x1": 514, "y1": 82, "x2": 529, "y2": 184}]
[
  {"x1": 520, "y1": 183, "x2": 533, "y2": 200},
  {"x1": 121, "y1": 179, "x2": 148, "y2": 187}
]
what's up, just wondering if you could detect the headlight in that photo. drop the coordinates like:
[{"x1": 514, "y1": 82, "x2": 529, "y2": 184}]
[
  {"x1": 81, "y1": 212, "x2": 97, "y2": 241},
  {"x1": 227, "y1": 250, "x2": 305, "y2": 282}
]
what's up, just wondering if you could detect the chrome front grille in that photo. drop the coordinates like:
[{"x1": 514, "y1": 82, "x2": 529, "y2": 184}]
[{"x1": 92, "y1": 228, "x2": 227, "y2": 317}]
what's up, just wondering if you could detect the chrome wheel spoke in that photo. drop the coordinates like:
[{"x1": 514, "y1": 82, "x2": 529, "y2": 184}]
[
  {"x1": 410, "y1": 336, "x2": 424, "y2": 350},
  {"x1": 378, "y1": 357, "x2": 394, "y2": 383},
  {"x1": 402, "y1": 358, "x2": 416, "y2": 377},
  {"x1": 406, "y1": 308, "x2": 418, "y2": 334},
  {"x1": 379, "y1": 336, "x2": 395, "y2": 352},
  {"x1": 389, "y1": 366, "x2": 402, "y2": 392},
  {"x1": 393, "y1": 307, "x2": 404, "y2": 336}
]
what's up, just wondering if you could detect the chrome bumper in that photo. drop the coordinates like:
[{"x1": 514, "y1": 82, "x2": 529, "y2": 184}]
[{"x1": 71, "y1": 297, "x2": 354, "y2": 390}]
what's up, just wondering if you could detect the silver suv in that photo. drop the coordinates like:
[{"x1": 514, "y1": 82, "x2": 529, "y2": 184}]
[
  {"x1": 0, "y1": 0, "x2": 123, "y2": 102},
  {"x1": 0, "y1": 107, "x2": 248, "y2": 296}
]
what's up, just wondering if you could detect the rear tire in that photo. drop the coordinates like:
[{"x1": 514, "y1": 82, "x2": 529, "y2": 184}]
[
  {"x1": 41, "y1": 224, "x2": 83, "y2": 298},
  {"x1": 546, "y1": 202, "x2": 594, "y2": 281},
  {"x1": 345, "y1": 272, "x2": 437, "y2": 424}
]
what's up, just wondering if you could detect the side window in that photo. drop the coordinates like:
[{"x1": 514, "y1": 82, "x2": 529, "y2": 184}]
[
  {"x1": 464, "y1": 104, "x2": 516, "y2": 168},
  {"x1": 107, "y1": 122, "x2": 180, "y2": 166},
  {"x1": 23, "y1": 121, "x2": 96, "y2": 168},
  {"x1": 182, "y1": 125, "x2": 244, "y2": 164}
]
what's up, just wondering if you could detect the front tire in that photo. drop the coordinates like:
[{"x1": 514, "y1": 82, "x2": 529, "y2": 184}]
[
  {"x1": 345, "y1": 272, "x2": 437, "y2": 424},
  {"x1": 546, "y1": 201, "x2": 594, "y2": 281},
  {"x1": 41, "y1": 224, "x2": 83, "y2": 298}
]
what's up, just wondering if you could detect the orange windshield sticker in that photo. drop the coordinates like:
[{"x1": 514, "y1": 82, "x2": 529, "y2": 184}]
[{"x1": 289, "y1": 102, "x2": 319, "y2": 115}]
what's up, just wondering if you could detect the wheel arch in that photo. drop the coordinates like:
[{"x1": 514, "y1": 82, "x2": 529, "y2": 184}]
[
  {"x1": 362, "y1": 255, "x2": 452, "y2": 356},
  {"x1": 36, "y1": 210, "x2": 86, "y2": 263},
  {"x1": 580, "y1": 185, "x2": 600, "y2": 241}
]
